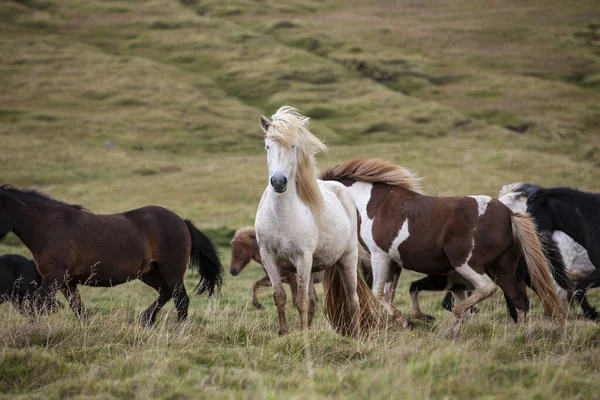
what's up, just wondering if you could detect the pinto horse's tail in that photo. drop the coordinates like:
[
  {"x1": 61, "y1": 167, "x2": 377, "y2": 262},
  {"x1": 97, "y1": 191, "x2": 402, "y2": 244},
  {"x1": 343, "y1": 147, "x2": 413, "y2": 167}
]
[
  {"x1": 184, "y1": 219, "x2": 224, "y2": 296},
  {"x1": 510, "y1": 213, "x2": 566, "y2": 323},
  {"x1": 323, "y1": 244, "x2": 382, "y2": 337}
]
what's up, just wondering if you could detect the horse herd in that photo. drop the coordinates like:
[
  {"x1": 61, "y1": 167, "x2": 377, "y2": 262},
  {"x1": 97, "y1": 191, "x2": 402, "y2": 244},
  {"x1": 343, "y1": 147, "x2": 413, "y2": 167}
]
[{"x1": 1, "y1": 106, "x2": 599, "y2": 337}]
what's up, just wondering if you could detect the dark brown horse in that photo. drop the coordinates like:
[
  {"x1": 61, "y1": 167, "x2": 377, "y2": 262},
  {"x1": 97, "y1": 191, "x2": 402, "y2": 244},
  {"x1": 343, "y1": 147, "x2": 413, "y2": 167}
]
[
  {"x1": 229, "y1": 226, "x2": 323, "y2": 310},
  {"x1": 0, "y1": 185, "x2": 223, "y2": 325},
  {"x1": 321, "y1": 159, "x2": 565, "y2": 326}
]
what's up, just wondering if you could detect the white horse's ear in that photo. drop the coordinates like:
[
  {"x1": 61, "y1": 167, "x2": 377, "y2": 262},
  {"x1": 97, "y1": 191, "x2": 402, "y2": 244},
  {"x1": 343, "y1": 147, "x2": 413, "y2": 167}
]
[{"x1": 259, "y1": 115, "x2": 271, "y2": 133}]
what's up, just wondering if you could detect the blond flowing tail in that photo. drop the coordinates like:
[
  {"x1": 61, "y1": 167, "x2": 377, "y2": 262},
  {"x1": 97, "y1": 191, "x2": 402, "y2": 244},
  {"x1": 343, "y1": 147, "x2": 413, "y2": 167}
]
[
  {"x1": 511, "y1": 213, "x2": 566, "y2": 323},
  {"x1": 323, "y1": 245, "x2": 382, "y2": 337}
]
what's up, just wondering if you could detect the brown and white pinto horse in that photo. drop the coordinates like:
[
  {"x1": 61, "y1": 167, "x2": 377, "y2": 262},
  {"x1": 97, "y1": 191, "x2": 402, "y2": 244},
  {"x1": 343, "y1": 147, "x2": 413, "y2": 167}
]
[
  {"x1": 229, "y1": 227, "x2": 323, "y2": 310},
  {"x1": 321, "y1": 159, "x2": 566, "y2": 325}
]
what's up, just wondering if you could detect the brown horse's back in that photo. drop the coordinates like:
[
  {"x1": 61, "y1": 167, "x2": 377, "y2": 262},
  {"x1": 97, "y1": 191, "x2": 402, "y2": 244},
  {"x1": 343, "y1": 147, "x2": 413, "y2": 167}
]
[{"x1": 39, "y1": 206, "x2": 190, "y2": 287}]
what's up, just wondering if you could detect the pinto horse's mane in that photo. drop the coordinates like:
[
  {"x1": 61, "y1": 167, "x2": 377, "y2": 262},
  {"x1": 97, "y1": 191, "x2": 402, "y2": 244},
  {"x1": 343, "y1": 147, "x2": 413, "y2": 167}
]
[
  {"x1": 231, "y1": 226, "x2": 256, "y2": 245},
  {"x1": 320, "y1": 159, "x2": 424, "y2": 194},
  {"x1": 0, "y1": 184, "x2": 86, "y2": 211},
  {"x1": 264, "y1": 107, "x2": 328, "y2": 226}
]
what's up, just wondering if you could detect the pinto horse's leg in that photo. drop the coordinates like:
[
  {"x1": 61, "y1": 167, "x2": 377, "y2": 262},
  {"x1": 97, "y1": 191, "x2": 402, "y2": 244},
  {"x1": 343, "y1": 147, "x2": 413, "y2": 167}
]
[
  {"x1": 294, "y1": 252, "x2": 313, "y2": 331},
  {"x1": 371, "y1": 252, "x2": 411, "y2": 328},
  {"x1": 139, "y1": 269, "x2": 171, "y2": 326},
  {"x1": 450, "y1": 264, "x2": 497, "y2": 325},
  {"x1": 251, "y1": 275, "x2": 271, "y2": 310}
]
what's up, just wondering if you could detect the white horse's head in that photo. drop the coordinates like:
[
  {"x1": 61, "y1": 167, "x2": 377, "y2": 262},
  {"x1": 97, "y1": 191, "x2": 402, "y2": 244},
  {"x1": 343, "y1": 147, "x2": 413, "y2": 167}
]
[{"x1": 259, "y1": 107, "x2": 328, "y2": 195}]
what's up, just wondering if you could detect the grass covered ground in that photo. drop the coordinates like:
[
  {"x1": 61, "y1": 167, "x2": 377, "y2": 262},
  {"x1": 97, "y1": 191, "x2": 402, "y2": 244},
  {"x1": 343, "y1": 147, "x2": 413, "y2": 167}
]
[{"x1": 1, "y1": 0, "x2": 599, "y2": 398}]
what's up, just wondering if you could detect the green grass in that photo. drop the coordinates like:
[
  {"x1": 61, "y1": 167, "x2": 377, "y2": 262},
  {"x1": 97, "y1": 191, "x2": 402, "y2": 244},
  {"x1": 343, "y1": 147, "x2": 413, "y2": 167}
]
[{"x1": 1, "y1": 0, "x2": 600, "y2": 398}]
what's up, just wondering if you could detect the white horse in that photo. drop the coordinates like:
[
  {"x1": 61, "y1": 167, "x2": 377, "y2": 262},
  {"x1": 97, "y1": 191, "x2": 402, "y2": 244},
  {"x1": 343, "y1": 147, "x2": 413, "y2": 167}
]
[
  {"x1": 499, "y1": 183, "x2": 595, "y2": 302},
  {"x1": 254, "y1": 107, "x2": 378, "y2": 337}
]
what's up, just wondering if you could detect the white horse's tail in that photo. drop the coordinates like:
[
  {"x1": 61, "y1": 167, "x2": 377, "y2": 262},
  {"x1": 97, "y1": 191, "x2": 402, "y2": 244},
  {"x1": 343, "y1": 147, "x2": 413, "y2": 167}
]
[{"x1": 323, "y1": 245, "x2": 382, "y2": 337}]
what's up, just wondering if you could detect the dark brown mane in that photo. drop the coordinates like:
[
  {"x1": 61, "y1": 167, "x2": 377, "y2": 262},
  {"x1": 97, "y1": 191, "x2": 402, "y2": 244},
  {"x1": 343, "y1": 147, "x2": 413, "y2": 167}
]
[
  {"x1": 0, "y1": 184, "x2": 87, "y2": 211},
  {"x1": 320, "y1": 159, "x2": 424, "y2": 194}
]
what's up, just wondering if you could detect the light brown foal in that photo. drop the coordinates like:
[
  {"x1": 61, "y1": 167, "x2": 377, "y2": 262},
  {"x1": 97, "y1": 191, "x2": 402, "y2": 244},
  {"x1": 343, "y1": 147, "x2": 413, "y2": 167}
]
[{"x1": 229, "y1": 227, "x2": 322, "y2": 311}]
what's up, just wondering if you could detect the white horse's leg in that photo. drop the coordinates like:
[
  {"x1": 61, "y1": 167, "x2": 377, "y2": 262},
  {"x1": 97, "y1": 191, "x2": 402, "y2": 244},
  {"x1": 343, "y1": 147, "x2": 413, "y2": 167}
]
[
  {"x1": 337, "y1": 249, "x2": 361, "y2": 337},
  {"x1": 294, "y1": 252, "x2": 313, "y2": 330},
  {"x1": 372, "y1": 251, "x2": 411, "y2": 328},
  {"x1": 261, "y1": 250, "x2": 288, "y2": 335}
]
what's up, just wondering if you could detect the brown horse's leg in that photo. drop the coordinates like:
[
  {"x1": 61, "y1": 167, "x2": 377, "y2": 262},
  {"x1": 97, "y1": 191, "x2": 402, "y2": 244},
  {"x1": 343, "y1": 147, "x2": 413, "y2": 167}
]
[
  {"x1": 172, "y1": 283, "x2": 189, "y2": 322},
  {"x1": 139, "y1": 270, "x2": 171, "y2": 326},
  {"x1": 60, "y1": 281, "x2": 86, "y2": 319},
  {"x1": 251, "y1": 276, "x2": 271, "y2": 310},
  {"x1": 36, "y1": 270, "x2": 65, "y2": 314}
]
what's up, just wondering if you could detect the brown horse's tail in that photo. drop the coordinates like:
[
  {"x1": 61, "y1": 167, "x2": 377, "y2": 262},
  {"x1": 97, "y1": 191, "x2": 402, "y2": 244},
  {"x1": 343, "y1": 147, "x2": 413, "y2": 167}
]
[
  {"x1": 184, "y1": 219, "x2": 224, "y2": 296},
  {"x1": 510, "y1": 213, "x2": 566, "y2": 323},
  {"x1": 323, "y1": 244, "x2": 382, "y2": 337}
]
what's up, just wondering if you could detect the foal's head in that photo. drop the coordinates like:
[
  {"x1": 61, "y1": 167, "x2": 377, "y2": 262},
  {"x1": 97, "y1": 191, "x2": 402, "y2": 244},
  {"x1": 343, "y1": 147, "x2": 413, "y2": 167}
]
[{"x1": 229, "y1": 227, "x2": 259, "y2": 276}]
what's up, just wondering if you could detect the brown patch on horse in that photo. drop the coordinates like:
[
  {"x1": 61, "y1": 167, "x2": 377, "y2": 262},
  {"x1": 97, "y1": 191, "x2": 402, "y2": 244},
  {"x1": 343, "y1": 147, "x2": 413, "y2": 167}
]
[{"x1": 320, "y1": 159, "x2": 423, "y2": 194}]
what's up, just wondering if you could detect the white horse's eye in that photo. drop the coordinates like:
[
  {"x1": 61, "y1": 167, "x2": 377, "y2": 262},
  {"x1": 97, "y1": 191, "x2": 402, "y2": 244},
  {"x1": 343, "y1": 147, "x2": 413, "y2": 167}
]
[{"x1": 266, "y1": 145, "x2": 270, "y2": 150}]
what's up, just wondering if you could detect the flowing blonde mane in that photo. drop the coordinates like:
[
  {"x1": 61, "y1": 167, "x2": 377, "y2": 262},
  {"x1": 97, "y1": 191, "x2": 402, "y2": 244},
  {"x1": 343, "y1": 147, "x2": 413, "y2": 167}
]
[
  {"x1": 231, "y1": 226, "x2": 256, "y2": 245},
  {"x1": 264, "y1": 106, "x2": 329, "y2": 227},
  {"x1": 498, "y1": 182, "x2": 525, "y2": 198},
  {"x1": 320, "y1": 159, "x2": 424, "y2": 194}
]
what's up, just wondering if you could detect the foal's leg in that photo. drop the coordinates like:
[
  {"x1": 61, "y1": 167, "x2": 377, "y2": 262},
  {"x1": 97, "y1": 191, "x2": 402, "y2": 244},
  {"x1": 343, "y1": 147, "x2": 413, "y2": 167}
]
[
  {"x1": 294, "y1": 252, "x2": 313, "y2": 331},
  {"x1": 371, "y1": 252, "x2": 410, "y2": 328},
  {"x1": 139, "y1": 269, "x2": 172, "y2": 326},
  {"x1": 251, "y1": 275, "x2": 271, "y2": 310}
]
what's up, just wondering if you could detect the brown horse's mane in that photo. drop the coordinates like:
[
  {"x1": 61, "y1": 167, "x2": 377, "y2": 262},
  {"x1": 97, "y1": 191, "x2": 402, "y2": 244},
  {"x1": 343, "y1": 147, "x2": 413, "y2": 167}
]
[
  {"x1": 0, "y1": 184, "x2": 87, "y2": 211},
  {"x1": 320, "y1": 159, "x2": 424, "y2": 194},
  {"x1": 231, "y1": 226, "x2": 256, "y2": 245}
]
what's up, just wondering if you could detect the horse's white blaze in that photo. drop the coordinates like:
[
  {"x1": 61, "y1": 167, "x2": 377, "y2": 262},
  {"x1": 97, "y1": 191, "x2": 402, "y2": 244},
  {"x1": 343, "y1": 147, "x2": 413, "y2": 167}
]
[
  {"x1": 469, "y1": 195, "x2": 491, "y2": 216},
  {"x1": 389, "y1": 219, "x2": 410, "y2": 265}
]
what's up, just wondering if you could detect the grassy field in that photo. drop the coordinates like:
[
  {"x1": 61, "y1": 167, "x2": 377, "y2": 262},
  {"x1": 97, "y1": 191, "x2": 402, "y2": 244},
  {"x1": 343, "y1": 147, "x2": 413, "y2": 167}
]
[{"x1": 1, "y1": 0, "x2": 600, "y2": 398}]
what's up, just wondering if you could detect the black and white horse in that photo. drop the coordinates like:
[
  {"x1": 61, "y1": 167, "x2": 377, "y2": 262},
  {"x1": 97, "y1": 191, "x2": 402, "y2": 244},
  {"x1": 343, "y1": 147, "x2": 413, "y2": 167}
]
[{"x1": 520, "y1": 184, "x2": 600, "y2": 319}]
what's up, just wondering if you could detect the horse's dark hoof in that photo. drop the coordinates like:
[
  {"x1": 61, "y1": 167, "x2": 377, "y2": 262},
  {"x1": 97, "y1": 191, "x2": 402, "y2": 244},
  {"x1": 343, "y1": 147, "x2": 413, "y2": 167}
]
[
  {"x1": 582, "y1": 311, "x2": 600, "y2": 321},
  {"x1": 253, "y1": 301, "x2": 263, "y2": 310},
  {"x1": 469, "y1": 307, "x2": 479, "y2": 314},
  {"x1": 278, "y1": 327, "x2": 289, "y2": 336},
  {"x1": 423, "y1": 314, "x2": 436, "y2": 323}
]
